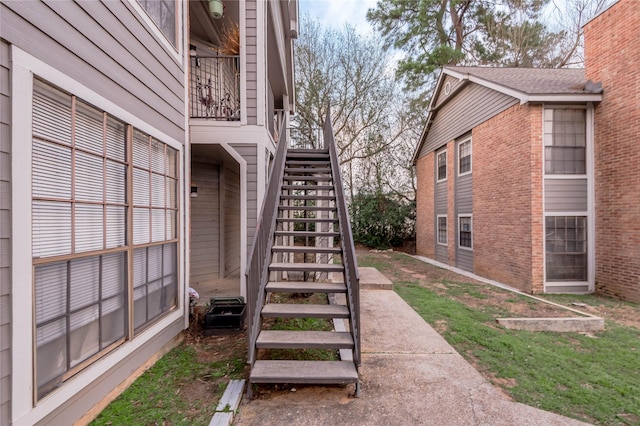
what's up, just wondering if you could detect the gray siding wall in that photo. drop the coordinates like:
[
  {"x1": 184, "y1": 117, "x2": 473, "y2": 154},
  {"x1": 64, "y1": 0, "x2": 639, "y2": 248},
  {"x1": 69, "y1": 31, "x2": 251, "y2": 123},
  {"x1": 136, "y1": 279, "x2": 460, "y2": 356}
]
[
  {"x1": 245, "y1": 0, "x2": 258, "y2": 125},
  {"x1": 0, "y1": 0, "x2": 186, "y2": 142},
  {"x1": 434, "y1": 174, "x2": 448, "y2": 263},
  {"x1": 230, "y1": 144, "x2": 258, "y2": 255},
  {"x1": 433, "y1": 74, "x2": 466, "y2": 110},
  {"x1": 0, "y1": 38, "x2": 11, "y2": 426},
  {"x1": 455, "y1": 170, "x2": 473, "y2": 272},
  {"x1": 419, "y1": 84, "x2": 517, "y2": 156},
  {"x1": 545, "y1": 179, "x2": 588, "y2": 212},
  {"x1": 223, "y1": 162, "x2": 241, "y2": 276},
  {"x1": 190, "y1": 162, "x2": 221, "y2": 283}
]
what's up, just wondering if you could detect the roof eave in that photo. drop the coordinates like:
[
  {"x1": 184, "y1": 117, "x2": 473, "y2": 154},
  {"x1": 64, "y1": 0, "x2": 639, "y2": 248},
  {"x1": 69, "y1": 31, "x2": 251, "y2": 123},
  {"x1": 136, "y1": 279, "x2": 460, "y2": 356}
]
[{"x1": 525, "y1": 94, "x2": 603, "y2": 103}]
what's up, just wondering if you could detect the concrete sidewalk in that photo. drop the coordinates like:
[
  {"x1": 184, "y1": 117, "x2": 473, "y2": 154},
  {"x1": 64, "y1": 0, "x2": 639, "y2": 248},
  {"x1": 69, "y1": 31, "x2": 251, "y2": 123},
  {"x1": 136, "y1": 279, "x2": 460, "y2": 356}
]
[{"x1": 235, "y1": 289, "x2": 589, "y2": 426}]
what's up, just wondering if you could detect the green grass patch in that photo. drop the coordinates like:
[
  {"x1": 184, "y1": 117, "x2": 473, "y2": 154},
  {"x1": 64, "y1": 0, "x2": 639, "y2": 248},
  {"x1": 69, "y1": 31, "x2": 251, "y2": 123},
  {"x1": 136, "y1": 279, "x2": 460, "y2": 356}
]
[
  {"x1": 394, "y1": 282, "x2": 640, "y2": 425},
  {"x1": 91, "y1": 343, "x2": 245, "y2": 426}
]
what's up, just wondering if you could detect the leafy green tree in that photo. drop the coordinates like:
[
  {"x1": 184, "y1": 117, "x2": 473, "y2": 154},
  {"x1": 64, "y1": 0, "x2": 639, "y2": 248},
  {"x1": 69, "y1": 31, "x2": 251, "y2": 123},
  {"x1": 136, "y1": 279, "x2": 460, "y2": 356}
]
[{"x1": 366, "y1": 0, "x2": 566, "y2": 101}]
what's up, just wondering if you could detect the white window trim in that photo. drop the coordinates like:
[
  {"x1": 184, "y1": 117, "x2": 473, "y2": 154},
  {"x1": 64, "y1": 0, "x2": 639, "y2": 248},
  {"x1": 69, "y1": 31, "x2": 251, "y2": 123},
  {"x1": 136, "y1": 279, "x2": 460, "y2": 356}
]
[
  {"x1": 541, "y1": 104, "x2": 595, "y2": 293},
  {"x1": 436, "y1": 150, "x2": 447, "y2": 183},
  {"x1": 457, "y1": 137, "x2": 472, "y2": 177},
  {"x1": 436, "y1": 214, "x2": 447, "y2": 245},
  {"x1": 11, "y1": 46, "x2": 185, "y2": 425},
  {"x1": 457, "y1": 214, "x2": 473, "y2": 251},
  {"x1": 127, "y1": 0, "x2": 184, "y2": 63}
]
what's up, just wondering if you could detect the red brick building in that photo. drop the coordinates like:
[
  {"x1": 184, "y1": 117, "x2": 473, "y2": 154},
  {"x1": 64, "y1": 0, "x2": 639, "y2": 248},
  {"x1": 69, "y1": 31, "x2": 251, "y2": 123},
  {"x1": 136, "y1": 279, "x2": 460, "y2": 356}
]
[{"x1": 413, "y1": 0, "x2": 639, "y2": 302}]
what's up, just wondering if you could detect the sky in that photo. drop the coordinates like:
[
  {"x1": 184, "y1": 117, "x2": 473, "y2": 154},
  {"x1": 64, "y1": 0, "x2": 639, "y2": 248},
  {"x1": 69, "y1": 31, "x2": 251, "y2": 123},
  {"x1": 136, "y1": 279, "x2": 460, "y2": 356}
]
[{"x1": 299, "y1": 0, "x2": 378, "y2": 35}]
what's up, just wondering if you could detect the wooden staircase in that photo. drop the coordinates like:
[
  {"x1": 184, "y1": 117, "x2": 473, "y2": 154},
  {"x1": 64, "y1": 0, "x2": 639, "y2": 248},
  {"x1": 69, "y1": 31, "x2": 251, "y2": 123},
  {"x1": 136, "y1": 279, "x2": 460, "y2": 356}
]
[{"x1": 246, "y1": 143, "x2": 361, "y2": 398}]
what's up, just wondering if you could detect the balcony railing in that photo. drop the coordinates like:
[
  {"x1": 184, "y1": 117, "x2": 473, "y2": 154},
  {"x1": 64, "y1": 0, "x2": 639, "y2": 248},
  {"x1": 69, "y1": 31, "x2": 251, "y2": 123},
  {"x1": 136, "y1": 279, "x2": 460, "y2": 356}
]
[{"x1": 190, "y1": 55, "x2": 240, "y2": 120}]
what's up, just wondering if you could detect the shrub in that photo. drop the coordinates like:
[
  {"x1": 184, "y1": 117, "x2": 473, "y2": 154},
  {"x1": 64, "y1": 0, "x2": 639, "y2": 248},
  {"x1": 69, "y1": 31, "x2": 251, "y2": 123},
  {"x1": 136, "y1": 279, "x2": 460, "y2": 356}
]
[{"x1": 349, "y1": 191, "x2": 415, "y2": 249}]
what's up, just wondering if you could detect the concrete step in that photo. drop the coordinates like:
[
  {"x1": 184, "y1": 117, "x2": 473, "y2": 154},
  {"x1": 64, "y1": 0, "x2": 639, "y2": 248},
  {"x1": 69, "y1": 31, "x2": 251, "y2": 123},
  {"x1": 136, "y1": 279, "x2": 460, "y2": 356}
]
[
  {"x1": 250, "y1": 360, "x2": 358, "y2": 384},
  {"x1": 261, "y1": 303, "x2": 350, "y2": 319},
  {"x1": 266, "y1": 281, "x2": 347, "y2": 293},
  {"x1": 256, "y1": 330, "x2": 354, "y2": 349}
]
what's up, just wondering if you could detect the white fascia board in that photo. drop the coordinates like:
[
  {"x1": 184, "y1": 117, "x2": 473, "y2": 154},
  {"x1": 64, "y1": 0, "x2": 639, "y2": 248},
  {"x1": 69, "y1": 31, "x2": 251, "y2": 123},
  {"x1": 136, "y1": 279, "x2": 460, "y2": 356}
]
[{"x1": 527, "y1": 94, "x2": 603, "y2": 103}]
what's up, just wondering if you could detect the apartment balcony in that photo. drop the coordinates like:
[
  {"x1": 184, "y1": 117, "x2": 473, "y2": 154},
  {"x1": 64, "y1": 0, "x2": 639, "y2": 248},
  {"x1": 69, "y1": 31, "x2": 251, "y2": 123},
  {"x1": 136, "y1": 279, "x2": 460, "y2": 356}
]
[{"x1": 190, "y1": 55, "x2": 240, "y2": 121}]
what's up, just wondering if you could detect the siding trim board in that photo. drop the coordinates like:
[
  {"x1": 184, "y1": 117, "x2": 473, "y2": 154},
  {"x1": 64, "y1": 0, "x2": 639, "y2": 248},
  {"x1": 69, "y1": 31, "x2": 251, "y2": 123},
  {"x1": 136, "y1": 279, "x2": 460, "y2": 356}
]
[{"x1": 10, "y1": 46, "x2": 186, "y2": 425}]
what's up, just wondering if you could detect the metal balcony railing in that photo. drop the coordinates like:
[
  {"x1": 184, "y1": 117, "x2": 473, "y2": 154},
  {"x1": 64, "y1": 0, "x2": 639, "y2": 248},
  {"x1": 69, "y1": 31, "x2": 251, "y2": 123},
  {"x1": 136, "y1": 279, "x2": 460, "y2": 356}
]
[{"x1": 190, "y1": 55, "x2": 240, "y2": 120}]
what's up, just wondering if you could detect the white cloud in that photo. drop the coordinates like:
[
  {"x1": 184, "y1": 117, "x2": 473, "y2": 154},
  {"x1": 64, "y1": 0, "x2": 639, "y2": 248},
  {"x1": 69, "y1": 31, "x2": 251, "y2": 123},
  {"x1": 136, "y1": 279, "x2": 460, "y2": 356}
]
[{"x1": 299, "y1": 0, "x2": 378, "y2": 34}]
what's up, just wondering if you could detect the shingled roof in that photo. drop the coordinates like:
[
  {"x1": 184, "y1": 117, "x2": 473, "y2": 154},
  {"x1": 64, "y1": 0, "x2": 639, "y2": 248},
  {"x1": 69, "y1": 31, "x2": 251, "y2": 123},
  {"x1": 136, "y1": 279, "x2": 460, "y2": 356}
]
[{"x1": 445, "y1": 66, "x2": 602, "y2": 97}]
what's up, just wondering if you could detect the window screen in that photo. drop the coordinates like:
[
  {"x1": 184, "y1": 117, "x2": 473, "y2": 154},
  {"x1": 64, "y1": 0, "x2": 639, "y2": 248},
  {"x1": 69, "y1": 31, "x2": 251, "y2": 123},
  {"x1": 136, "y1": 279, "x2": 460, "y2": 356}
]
[
  {"x1": 458, "y1": 139, "x2": 471, "y2": 175},
  {"x1": 437, "y1": 216, "x2": 447, "y2": 244},
  {"x1": 459, "y1": 216, "x2": 472, "y2": 249},
  {"x1": 544, "y1": 109, "x2": 586, "y2": 174},
  {"x1": 545, "y1": 216, "x2": 587, "y2": 281},
  {"x1": 437, "y1": 150, "x2": 447, "y2": 181}
]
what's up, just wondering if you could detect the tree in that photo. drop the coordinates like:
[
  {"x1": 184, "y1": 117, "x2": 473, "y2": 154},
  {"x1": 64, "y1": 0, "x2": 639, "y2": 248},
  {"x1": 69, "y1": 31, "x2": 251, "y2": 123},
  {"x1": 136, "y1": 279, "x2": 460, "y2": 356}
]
[
  {"x1": 366, "y1": 0, "x2": 568, "y2": 101},
  {"x1": 293, "y1": 15, "x2": 422, "y2": 199}
]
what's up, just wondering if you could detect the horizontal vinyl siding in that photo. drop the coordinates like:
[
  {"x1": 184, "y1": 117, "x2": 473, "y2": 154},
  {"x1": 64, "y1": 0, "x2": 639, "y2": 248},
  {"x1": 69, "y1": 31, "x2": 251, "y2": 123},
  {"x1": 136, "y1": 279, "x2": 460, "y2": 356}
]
[
  {"x1": 245, "y1": 0, "x2": 258, "y2": 125},
  {"x1": 0, "y1": 38, "x2": 10, "y2": 426},
  {"x1": 190, "y1": 163, "x2": 220, "y2": 283},
  {"x1": 456, "y1": 173, "x2": 473, "y2": 272},
  {"x1": 230, "y1": 144, "x2": 258, "y2": 255},
  {"x1": 545, "y1": 178, "x2": 588, "y2": 212},
  {"x1": 433, "y1": 74, "x2": 466, "y2": 109},
  {"x1": 0, "y1": 0, "x2": 185, "y2": 142},
  {"x1": 456, "y1": 175, "x2": 473, "y2": 213},
  {"x1": 224, "y1": 163, "x2": 241, "y2": 277},
  {"x1": 435, "y1": 182, "x2": 447, "y2": 214},
  {"x1": 420, "y1": 84, "x2": 518, "y2": 156},
  {"x1": 435, "y1": 244, "x2": 448, "y2": 264}
]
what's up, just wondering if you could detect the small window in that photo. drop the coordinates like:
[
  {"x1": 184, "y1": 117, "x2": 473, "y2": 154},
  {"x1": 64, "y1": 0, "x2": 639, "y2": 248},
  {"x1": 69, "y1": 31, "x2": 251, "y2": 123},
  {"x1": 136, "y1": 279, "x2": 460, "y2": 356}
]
[
  {"x1": 459, "y1": 215, "x2": 472, "y2": 249},
  {"x1": 437, "y1": 215, "x2": 447, "y2": 245},
  {"x1": 436, "y1": 150, "x2": 447, "y2": 182},
  {"x1": 544, "y1": 108, "x2": 586, "y2": 175},
  {"x1": 458, "y1": 139, "x2": 472, "y2": 176},
  {"x1": 137, "y1": 0, "x2": 178, "y2": 47}
]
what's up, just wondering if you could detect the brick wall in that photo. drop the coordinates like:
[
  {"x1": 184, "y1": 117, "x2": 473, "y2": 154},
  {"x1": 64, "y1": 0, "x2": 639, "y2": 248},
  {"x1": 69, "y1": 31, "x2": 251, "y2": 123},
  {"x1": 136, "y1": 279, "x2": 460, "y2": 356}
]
[
  {"x1": 415, "y1": 153, "x2": 435, "y2": 258},
  {"x1": 472, "y1": 104, "x2": 542, "y2": 293},
  {"x1": 585, "y1": 0, "x2": 640, "y2": 302}
]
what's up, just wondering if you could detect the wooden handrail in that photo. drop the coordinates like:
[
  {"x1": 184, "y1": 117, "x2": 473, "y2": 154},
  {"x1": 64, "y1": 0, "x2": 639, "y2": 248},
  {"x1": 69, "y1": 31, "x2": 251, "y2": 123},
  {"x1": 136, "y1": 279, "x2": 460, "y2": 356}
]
[{"x1": 323, "y1": 109, "x2": 361, "y2": 367}]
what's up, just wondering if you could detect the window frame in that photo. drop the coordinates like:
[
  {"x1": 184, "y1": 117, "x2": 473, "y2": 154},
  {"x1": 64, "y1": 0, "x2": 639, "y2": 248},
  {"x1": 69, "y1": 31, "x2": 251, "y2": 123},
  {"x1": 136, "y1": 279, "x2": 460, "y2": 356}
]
[
  {"x1": 436, "y1": 149, "x2": 447, "y2": 182},
  {"x1": 544, "y1": 215, "x2": 588, "y2": 283},
  {"x1": 457, "y1": 138, "x2": 472, "y2": 177},
  {"x1": 437, "y1": 215, "x2": 447, "y2": 245},
  {"x1": 543, "y1": 107, "x2": 587, "y2": 176},
  {"x1": 10, "y1": 46, "x2": 184, "y2": 420},
  {"x1": 129, "y1": 0, "x2": 183, "y2": 60},
  {"x1": 458, "y1": 214, "x2": 473, "y2": 250}
]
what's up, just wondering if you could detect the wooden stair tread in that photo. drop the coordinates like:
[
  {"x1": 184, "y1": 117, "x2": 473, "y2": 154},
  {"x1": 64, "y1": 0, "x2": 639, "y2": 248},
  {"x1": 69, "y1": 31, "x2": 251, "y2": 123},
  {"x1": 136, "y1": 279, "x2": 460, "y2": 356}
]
[
  {"x1": 250, "y1": 360, "x2": 358, "y2": 384},
  {"x1": 276, "y1": 217, "x2": 338, "y2": 223},
  {"x1": 281, "y1": 185, "x2": 335, "y2": 191},
  {"x1": 269, "y1": 262, "x2": 344, "y2": 272},
  {"x1": 256, "y1": 330, "x2": 354, "y2": 349},
  {"x1": 285, "y1": 167, "x2": 332, "y2": 174},
  {"x1": 266, "y1": 281, "x2": 347, "y2": 293},
  {"x1": 271, "y1": 245, "x2": 341, "y2": 253},
  {"x1": 282, "y1": 176, "x2": 333, "y2": 182},
  {"x1": 274, "y1": 231, "x2": 340, "y2": 237},
  {"x1": 285, "y1": 160, "x2": 331, "y2": 166},
  {"x1": 261, "y1": 303, "x2": 349, "y2": 318},
  {"x1": 280, "y1": 195, "x2": 335, "y2": 200},
  {"x1": 279, "y1": 205, "x2": 337, "y2": 211}
]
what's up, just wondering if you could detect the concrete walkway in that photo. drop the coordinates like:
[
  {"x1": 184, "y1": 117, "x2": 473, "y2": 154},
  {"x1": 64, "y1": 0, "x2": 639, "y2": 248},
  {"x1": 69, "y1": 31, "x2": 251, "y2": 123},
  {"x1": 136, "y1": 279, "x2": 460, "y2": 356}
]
[{"x1": 235, "y1": 288, "x2": 589, "y2": 425}]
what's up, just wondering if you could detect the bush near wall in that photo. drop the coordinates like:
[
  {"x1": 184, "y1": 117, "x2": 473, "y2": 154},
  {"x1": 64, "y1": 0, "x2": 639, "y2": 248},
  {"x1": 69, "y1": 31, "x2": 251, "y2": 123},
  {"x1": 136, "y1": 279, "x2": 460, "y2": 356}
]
[{"x1": 349, "y1": 191, "x2": 415, "y2": 249}]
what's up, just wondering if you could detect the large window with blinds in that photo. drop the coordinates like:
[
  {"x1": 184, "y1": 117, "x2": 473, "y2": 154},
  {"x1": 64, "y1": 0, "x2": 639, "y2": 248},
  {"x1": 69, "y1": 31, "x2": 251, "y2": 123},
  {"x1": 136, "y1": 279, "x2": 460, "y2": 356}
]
[{"x1": 32, "y1": 79, "x2": 180, "y2": 399}]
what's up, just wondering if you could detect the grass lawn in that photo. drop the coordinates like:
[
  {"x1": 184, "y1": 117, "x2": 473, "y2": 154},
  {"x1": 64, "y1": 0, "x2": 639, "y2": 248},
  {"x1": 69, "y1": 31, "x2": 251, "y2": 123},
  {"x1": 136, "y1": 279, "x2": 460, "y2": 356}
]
[{"x1": 359, "y1": 251, "x2": 640, "y2": 425}]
